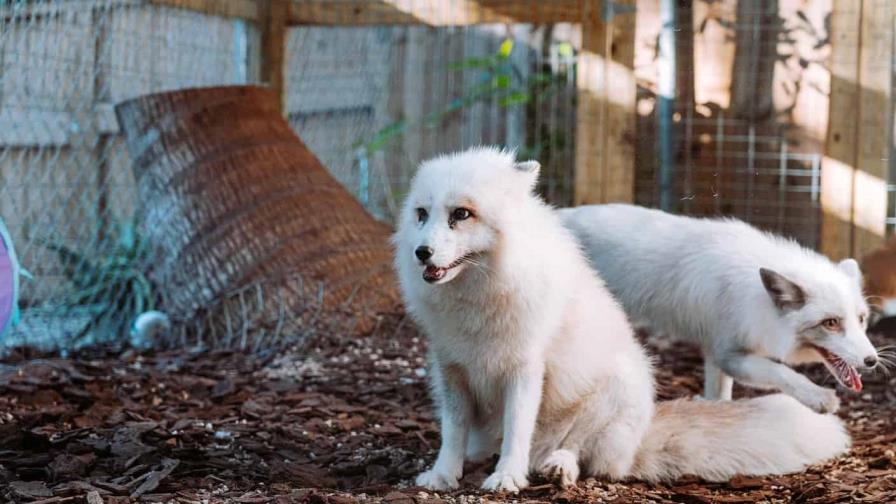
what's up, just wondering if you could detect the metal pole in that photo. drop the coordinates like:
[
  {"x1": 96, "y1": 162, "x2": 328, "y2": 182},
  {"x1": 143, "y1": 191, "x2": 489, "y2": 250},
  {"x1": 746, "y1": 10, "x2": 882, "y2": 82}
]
[{"x1": 657, "y1": 0, "x2": 677, "y2": 211}]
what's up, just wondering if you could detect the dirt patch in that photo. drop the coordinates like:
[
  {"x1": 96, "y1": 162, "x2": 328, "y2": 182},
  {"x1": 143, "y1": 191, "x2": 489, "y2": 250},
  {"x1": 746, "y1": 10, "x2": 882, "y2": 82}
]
[{"x1": 1, "y1": 324, "x2": 895, "y2": 503}]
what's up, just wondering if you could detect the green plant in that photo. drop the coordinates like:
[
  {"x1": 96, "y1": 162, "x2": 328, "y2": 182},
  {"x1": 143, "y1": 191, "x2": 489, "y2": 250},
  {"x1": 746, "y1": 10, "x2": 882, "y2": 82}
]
[
  {"x1": 354, "y1": 38, "x2": 575, "y2": 155},
  {"x1": 41, "y1": 219, "x2": 156, "y2": 343}
]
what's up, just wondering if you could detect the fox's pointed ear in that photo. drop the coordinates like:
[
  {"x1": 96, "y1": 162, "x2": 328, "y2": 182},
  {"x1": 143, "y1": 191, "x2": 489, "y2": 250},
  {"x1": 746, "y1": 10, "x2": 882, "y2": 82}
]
[
  {"x1": 838, "y1": 258, "x2": 863, "y2": 285},
  {"x1": 514, "y1": 160, "x2": 540, "y2": 192},
  {"x1": 760, "y1": 268, "x2": 807, "y2": 311}
]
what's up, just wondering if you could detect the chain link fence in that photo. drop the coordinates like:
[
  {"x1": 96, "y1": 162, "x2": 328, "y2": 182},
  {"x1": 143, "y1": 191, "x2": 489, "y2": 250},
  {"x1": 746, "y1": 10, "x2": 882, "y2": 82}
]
[
  {"x1": 633, "y1": 0, "x2": 834, "y2": 248},
  {"x1": 285, "y1": 22, "x2": 579, "y2": 222},
  {"x1": 2, "y1": 0, "x2": 892, "y2": 351},
  {"x1": 0, "y1": 1, "x2": 580, "y2": 350},
  {"x1": 2, "y1": 1, "x2": 261, "y2": 349}
]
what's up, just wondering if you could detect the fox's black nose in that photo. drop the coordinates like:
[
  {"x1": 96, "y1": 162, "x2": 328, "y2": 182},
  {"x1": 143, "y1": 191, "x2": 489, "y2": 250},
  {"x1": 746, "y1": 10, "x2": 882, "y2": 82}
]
[
  {"x1": 415, "y1": 246, "x2": 434, "y2": 262},
  {"x1": 865, "y1": 355, "x2": 879, "y2": 368}
]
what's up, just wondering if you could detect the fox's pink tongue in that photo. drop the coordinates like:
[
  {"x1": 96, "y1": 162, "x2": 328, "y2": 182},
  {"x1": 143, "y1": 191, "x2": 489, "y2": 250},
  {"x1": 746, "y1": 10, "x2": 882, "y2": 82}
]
[
  {"x1": 816, "y1": 344, "x2": 863, "y2": 392},
  {"x1": 834, "y1": 359, "x2": 862, "y2": 392}
]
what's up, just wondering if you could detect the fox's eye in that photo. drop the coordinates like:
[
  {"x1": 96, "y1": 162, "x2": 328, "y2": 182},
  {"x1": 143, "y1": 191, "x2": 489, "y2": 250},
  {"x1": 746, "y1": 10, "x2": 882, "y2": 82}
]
[
  {"x1": 821, "y1": 318, "x2": 842, "y2": 331},
  {"x1": 859, "y1": 314, "x2": 867, "y2": 325},
  {"x1": 416, "y1": 208, "x2": 428, "y2": 223},
  {"x1": 451, "y1": 207, "x2": 473, "y2": 221}
]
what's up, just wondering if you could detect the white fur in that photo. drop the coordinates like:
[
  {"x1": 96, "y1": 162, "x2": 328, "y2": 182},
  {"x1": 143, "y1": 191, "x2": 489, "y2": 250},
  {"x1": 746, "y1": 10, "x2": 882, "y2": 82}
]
[
  {"x1": 394, "y1": 149, "x2": 850, "y2": 492},
  {"x1": 883, "y1": 298, "x2": 896, "y2": 317},
  {"x1": 560, "y1": 204, "x2": 879, "y2": 412}
]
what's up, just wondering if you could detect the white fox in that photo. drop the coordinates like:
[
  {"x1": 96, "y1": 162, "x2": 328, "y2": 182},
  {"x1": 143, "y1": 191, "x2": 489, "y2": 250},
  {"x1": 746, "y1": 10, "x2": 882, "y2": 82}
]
[
  {"x1": 560, "y1": 203, "x2": 879, "y2": 413},
  {"x1": 394, "y1": 148, "x2": 849, "y2": 493}
]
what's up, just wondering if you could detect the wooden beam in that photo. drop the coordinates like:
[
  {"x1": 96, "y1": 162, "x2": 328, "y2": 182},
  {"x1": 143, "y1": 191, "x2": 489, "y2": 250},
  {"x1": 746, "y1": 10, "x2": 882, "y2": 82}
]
[
  {"x1": 851, "y1": 0, "x2": 893, "y2": 258},
  {"x1": 1, "y1": 1, "x2": 140, "y2": 22},
  {"x1": 574, "y1": 0, "x2": 637, "y2": 205},
  {"x1": 821, "y1": 0, "x2": 862, "y2": 260},
  {"x1": 288, "y1": 0, "x2": 583, "y2": 26},
  {"x1": 574, "y1": 1, "x2": 607, "y2": 205},
  {"x1": 259, "y1": 0, "x2": 289, "y2": 114},
  {"x1": 148, "y1": 0, "x2": 259, "y2": 20},
  {"x1": 7, "y1": 0, "x2": 577, "y2": 26},
  {"x1": 13, "y1": 0, "x2": 578, "y2": 26},
  {"x1": 821, "y1": 0, "x2": 893, "y2": 260}
]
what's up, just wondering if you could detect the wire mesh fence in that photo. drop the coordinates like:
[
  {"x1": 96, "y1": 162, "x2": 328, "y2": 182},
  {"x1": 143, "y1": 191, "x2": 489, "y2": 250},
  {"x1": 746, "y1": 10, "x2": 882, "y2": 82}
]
[
  {"x1": 285, "y1": 22, "x2": 580, "y2": 222},
  {"x1": 1, "y1": 1, "x2": 261, "y2": 349},
  {"x1": 633, "y1": 0, "x2": 835, "y2": 248},
  {"x1": 0, "y1": 1, "x2": 580, "y2": 351},
  {"x1": 1, "y1": 0, "x2": 893, "y2": 352}
]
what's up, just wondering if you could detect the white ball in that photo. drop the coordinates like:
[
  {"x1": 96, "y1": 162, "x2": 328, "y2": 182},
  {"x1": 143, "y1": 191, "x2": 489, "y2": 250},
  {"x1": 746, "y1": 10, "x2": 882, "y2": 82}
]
[{"x1": 130, "y1": 310, "x2": 171, "y2": 348}]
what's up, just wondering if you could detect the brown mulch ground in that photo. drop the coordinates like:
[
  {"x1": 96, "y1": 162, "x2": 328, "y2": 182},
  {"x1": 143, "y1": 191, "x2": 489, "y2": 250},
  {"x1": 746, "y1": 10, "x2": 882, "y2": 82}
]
[{"x1": 1, "y1": 320, "x2": 895, "y2": 504}]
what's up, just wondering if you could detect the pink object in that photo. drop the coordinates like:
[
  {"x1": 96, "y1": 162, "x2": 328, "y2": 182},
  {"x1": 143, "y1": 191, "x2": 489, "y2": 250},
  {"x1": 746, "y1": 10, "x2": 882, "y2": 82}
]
[{"x1": 0, "y1": 236, "x2": 12, "y2": 337}]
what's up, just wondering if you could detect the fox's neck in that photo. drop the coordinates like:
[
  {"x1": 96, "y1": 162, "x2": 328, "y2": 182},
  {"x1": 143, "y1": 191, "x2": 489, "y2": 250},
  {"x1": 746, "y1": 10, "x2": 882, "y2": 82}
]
[{"x1": 473, "y1": 209, "x2": 569, "y2": 292}]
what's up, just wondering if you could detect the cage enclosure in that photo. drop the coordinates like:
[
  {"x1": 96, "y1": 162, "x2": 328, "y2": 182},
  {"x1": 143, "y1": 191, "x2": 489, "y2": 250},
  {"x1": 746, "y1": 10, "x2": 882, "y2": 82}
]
[
  {"x1": 1, "y1": 0, "x2": 894, "y2": 351},
  {"x1": 4, "y1": 2, "x2": 896, "y2": 503}
]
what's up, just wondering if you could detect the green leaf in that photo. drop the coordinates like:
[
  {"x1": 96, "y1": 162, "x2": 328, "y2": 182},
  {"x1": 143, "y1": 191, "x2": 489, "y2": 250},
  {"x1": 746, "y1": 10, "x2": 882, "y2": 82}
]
[
  {"x1": 446, "y1": 56, "x2": 495, "y2": 71},
  {"x1": 499, "y1": 91, "x2": 530, "y2": 107},
  {"x1": 133, "y1": 273, "x2": 154, "y2": 309},
  {"x1": 493, "y1": 74, "x2": 511, "y2": 89},
  {"x1": 41, "y1": 240, "x2": 90, "y2": 265},
  {"x1": 364, "y1": 120, "x2": 407, "y2": 152},
  {"x1": 133, "y1": 280, "x2": 146, "y2": 316},
  {"x1": 529, "y1": 72, "x2": 554, "y2": 84},
  {"x1": 40, "y1": 240, "x2": 102, "y2": 288},
  {"x1": 64, "y1": 284, "x2": 113, "y2": 305}
]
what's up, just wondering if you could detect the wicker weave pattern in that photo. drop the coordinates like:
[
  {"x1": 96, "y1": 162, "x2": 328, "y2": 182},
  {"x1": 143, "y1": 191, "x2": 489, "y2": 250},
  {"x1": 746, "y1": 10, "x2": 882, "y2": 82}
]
[{"x1": 115, "y1": 86, "x2": 401, "y2": 343}]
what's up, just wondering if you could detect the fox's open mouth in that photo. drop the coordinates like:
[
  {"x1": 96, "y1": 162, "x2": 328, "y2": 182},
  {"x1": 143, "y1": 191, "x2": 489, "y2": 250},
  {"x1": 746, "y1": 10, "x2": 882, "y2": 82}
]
[
  {"x1": 810, "y1": 344, "x2": 862, "y2": 392},
  {"x1": 422, "y1": 253, "x2": 476, "y2": 283}
]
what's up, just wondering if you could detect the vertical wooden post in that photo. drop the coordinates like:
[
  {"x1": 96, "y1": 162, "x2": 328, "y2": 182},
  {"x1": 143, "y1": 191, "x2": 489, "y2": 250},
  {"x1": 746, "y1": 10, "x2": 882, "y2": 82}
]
[
  {"x1": 574, "y1": 1, "x2": 607, "y2": 205},
  {"x1": 852, "y1": 0, "x2": 893, "y2": 257},
  {"x1": 821, "y1": 0, "x2": 862, "y2": 260},
  {"x1": 259, "y1": 0, "x2": 288, "y2": 115},
  {"x1": 574, "y1": 0, "x2": 637, "y2": 205},
  {"x1": 821, "y1": 0, "x2": 893, "y2": 259}
]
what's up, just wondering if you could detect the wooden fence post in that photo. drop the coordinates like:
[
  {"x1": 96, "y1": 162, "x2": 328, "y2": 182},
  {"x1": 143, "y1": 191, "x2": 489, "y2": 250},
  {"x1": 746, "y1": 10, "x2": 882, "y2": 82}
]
[
  {"x1": 574, "y1": 0, "x2": 637, "y2": 205},
  {"x1": 259, "y1": 0, "x2": 289, "y2": 115},
  {"x1": 821, "y1": 0, "x2": 893, "y2": 260}
]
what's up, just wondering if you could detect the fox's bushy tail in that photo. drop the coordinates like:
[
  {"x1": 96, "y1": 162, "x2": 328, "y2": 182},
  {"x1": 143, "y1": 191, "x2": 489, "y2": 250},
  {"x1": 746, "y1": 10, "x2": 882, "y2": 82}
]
[{"x1": 630, "y1": 394, "x2": 850, "y2": 482}]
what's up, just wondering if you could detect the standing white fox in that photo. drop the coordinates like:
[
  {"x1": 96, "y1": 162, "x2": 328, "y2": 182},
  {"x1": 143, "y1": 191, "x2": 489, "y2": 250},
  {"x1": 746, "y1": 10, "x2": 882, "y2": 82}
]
[
  {"x1": 394, "y1": 148, "x2": 849, "y2": 493},
  {"x1": 560, "y1": 204, "x2": 879, "y2": 413}
]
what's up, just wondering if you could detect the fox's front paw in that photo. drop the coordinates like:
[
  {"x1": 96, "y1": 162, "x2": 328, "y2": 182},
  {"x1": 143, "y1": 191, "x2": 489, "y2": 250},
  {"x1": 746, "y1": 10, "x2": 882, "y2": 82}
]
[
  {"x1": 416, "y1": 468, "x2": 460, "y2": 491},
  {"x1": 798, "y1": 387, "x2": 840, "y2": 413},
  {"x1": 481, "y1": 470, "x2": 528, "y2": 493}
]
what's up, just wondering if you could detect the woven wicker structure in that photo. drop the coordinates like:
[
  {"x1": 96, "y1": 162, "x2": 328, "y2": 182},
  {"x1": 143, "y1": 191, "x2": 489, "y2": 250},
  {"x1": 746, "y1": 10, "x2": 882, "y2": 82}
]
[{"x1": 115, "y1": 86, "x2": 402, "y2": 346}]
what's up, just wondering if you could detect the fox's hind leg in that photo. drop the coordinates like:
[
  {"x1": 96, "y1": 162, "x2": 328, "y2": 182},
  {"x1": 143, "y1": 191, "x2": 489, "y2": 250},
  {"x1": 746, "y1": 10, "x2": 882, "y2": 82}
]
[
  {"x1": 703, "y1": 359, "x2": 734, "y2": 400},
  {"x1": 585, "y1": 419, "x2": 645, "y2": 479},
  {"x1": 581, "y1": 386, "x2": 653, "y2": 480}
]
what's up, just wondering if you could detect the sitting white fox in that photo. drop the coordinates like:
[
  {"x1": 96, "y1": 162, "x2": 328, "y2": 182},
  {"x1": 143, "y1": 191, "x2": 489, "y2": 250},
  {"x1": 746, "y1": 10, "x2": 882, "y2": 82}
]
[
  {"x1": 560, "y1": 204, "x2": 879, "y2": 413},
  {"x1": 394, "y1": 148, "x2": 849, "y2": 493}
]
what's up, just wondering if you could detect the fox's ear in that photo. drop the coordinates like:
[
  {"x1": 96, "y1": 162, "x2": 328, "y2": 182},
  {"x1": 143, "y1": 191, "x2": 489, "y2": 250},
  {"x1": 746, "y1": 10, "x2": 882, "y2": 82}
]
[
  {"x1": 838, "y1": 258, "x2": 863, "y2": 285},
  {"x1": 513, "y1": 160, "x2": 541, "y2": 192},
  {"x1": 760, "y1": 268, "x2": 807, "y2": 311}
]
